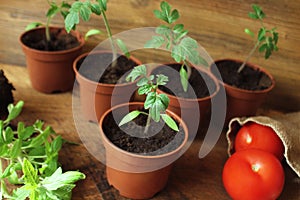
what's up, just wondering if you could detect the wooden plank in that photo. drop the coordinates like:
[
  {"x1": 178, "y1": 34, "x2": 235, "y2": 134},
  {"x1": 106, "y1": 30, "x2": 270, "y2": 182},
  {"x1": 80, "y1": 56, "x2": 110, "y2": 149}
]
[
  {"x1": 0, "y1": 63, "x2": 299, "y2": 199},
  {"x1": 0, "y1": 0, "x2": 299, "y2": 111}
]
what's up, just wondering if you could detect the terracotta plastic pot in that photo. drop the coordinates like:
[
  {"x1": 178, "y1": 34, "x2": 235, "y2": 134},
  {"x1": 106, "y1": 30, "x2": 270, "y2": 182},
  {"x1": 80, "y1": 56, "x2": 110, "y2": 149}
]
[
  {"x1": 73, "y1": 51, "x2": 142, "y2": 122},
  {"x1": 212, "y1": 59, "x2": 275, "y2": 123},
  {"x1": 99, "y1": 102, "x2": 188, "y2": 199},
  {"x1": 152, "y1": 64, "x2": 220, "y2": 136},
  {"x1": 19, "y1": 27, "x2": 85, "y2": 93}
]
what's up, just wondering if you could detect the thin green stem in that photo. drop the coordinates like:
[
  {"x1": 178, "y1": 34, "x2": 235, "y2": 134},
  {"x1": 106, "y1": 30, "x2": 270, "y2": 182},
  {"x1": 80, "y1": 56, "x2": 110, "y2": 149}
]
[
  {"x1": 144, "y1": 114, "x2": 152, "y2": 134},
  {"x1": 100, "y1": 9, "x2": 117, "y2": 66},
  {"x1": 238, "y1": 41, "x2": 260, "y2": 73}
]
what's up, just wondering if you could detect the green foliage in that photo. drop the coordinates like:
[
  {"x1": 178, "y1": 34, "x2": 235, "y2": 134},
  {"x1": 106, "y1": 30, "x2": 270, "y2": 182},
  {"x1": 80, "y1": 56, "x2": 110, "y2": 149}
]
[
  {"x1": 239, "y1": 4, "x2": 279, "y2": 72},
  {"x1": 26, "y1": 1, "x2": 72, "y2": 42},
  {"x1": 0, "y1": 101, "x2": 85, "y2": 199},
  {"x1": 119, "y1": 65, "x2": 179, "y2": 132},
  {"x1": 65, "y1": 0, "x2": 130, "y2": 58},
  {"x1": 145, "y1": 1, "x2": 208, "y2": 92}
]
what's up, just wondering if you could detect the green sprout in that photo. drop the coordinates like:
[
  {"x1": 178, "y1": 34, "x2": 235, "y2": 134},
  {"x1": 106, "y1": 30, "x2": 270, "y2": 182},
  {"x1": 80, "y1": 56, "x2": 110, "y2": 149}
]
[
  {"x1": 238, "y1": 4, "x2": 279, "y2": 73},
  {"x1": 26, "y1": 0, "x2": 71, "y2": 44},
  {"x1": 0, "y1": 101, "x2": 85, "y2": 200},
  {"x1": 119, "y1": 65, "x2": 179, "y2": 134},
  {"x1": 64, "y1": 0, "x2": 130, "y2": 66},
  {"x1": 145, "y1": 1, "x2": 208, "y2": 92}
]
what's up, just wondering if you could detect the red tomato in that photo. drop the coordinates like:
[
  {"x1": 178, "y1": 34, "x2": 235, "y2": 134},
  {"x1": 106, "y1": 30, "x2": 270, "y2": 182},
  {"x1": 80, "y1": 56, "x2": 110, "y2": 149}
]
[
  {"x1": 222, "y1": 149, "x2": 285, "y2": 200},
  {"x1": 235, "y1": 122, "x2": 284, "y2": 160}
]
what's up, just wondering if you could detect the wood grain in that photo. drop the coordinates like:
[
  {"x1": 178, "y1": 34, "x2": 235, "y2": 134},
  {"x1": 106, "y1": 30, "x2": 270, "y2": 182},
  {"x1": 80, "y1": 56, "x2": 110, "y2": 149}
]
[
  {"x1": 0, "y1": 63, "x2": 299, "y2": 199},
  {"x1": 0, "y1": 0, "x2": 299, "y2": 112}
]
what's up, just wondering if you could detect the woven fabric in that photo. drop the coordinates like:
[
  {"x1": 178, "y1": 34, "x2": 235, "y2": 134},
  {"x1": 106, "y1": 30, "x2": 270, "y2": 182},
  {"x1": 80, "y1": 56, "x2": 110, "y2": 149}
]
[{"x1": 226, "y1": 112, "x2": 300, "y2": 178}]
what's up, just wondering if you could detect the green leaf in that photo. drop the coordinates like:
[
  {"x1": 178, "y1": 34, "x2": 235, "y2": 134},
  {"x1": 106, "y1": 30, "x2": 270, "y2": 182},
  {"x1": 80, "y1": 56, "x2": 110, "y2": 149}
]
[
  {"x1": 171, "y1": 45, "x2": 183, "y2": 63},
  {"x1": 145, "y1": 35, "x2": 165, "y2": 49},
  {"x1": 248, "y1": 12, "x2": 258, "y2": 19},
  {"x1": 12, "y1": 186, "x2": 31, "y2": 200},
  {"x1": 98, "y1": 0, "x2": 108, "y2": 11},
  {"x1": 144, "y1": 92, "x2": 156, "y2": 110},
  {"x1": 42, "y1": 167, "x2": 85, "y2": 191},
  {"x1": 64, "y1": 13, "x2": 79, "y2": 32},
  {"x1": 116, "y1": 39, "x2": 130, "y2": 58},
  {"x1": 51, "y1": 136, "x2": 63, "y2": 153},
  {"x1": 119, "y1": 111, "x2": 141, "y2": 127},
  {"x1": 7, "y1": 170, "x2": 19, "y2": 184},
  {"x1": 22, "y1": 159, "x2": 38, "y2": 186},
  {"x1": 158, "y1": 93, "x2": 169, "y2": 109},
  {"x1": 126, "y1": 65, "x2": 147, "y2": 82},
  {"x1": 29, "y1": 126, "x2": 52, "y2": 148},
  {"x1": 138, "y1": 84, "x2": 152, "y2": 95},
  {"x1": 149, "y1": 99, "x2": 165, "y2": 122},
  {"x1": 91, "y1": 3, "x2": 101, "y2": 15},
  {"x1": 252, "y1": 4, "x2": 265, "y2": 19},
  {"x1": 137, "y1": 77, "x2": 149, "y2": 87},
  {"x1": 6, "y1": 101, "x2": 24, "y2": 123},
  {"x1": 244, "y1": 28, "x2": 255, "y2": 38},
  {"x1": 259, "y1": 43, "x2": 268, "y2": 53},
  {"x1": 161, "y1": 114, "x2": 179, "y2": 131},
  {"x1": 156, "y1": 25, "x2": 171, "y2": 36},
  {"x1": 79, "y1": 3, "x2": 92, "y2": 21},
  {"x1": 85, "y1": 29, "x2": 102, "y2": 40},
  {"x1": 180, "y1": 66, "x2": 188, "y2": 92},
  {"x1": 10, "y1": 139, "x2": 22, "y2": 158},
  {"x1": 4, "y1": 126, "x2": 14, "y2": 144},
  {"x1": 46, "y1": 4, "x2": 60, "y2": 18},
  {"x1": 258, "y1": 27, "x2": 266, "y2": 42},
  {"x1": 25, "y1": 22, "x2": 43, "y2": 31},
  {"x1": 170, "y1": 9, "x2": 179, "y2": 23},
  {"x1": 156, "y1": 74, "x2": 168, "y2": 86}
]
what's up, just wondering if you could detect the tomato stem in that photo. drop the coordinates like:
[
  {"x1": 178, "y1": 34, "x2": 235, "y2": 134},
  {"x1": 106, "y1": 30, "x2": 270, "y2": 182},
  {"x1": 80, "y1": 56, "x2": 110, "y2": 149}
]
[{"x1": 252, "y1": 163, "x2": 261, "y2": 172}]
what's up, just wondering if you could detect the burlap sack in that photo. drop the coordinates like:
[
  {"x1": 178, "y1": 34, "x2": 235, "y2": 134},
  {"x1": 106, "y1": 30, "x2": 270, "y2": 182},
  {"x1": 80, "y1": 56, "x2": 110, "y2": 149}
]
[{"x1": 226, "y1": 112, "x2": 300, "y2": 178}]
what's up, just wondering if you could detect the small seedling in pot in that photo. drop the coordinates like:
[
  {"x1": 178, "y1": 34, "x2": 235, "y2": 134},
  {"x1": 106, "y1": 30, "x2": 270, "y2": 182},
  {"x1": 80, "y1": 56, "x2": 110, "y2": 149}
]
[
  {"x1": 26, "y1": 0, "x2": 72, "y2": 49},
  {"x1": 145, "y1": 1, "x2": 208, "y2": 92},
  {"x1": 64, "y1": 0, "x2": 130, "y2": 66},
  {"x1": 119, "y1": 65, "x2": 179, "y2": 133},
  {"x1": 238, "y1": 4, "x2": 279, "y2": 73},
  {"x1": 0, "y1": 101, "x2": 85, "y2": 199}
]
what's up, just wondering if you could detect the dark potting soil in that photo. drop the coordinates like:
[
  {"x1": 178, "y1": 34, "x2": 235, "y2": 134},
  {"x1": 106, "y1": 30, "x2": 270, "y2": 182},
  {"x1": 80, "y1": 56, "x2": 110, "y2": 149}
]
[
  {"x1": 213, "y1": 60, "x2": 272, "y2": 90},
  {"x1": 76, "y1": 53, "x2": 138, "y2": 84},
  {"x1": 0, "y1": 70, "x2": 15, "y2": 118},
  {"x1": 102, "y1": 111, "x2": 185, "y2": 156},
  {"x1": 22, "y1": 28, "x2": 80, "y2": 51},
  {"x1": 152, "y1": 64, "x2": 217, "y2": 99}
]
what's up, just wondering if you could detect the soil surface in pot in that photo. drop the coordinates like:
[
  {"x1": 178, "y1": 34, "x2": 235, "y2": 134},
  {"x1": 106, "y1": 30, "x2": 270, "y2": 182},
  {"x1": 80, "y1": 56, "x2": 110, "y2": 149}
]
[
  {"x1": 213, "y1": 60, "x2": 273, "y2": 90},
  {"x1": 22, "y1": 28, "x2": 80, "y2": 51},
  {"x1": 0, "y1": 70, "x2": 15, "y2": 118},
  {"x1": 77, "y1": 53, "x2": 138, "y2": 84},
  {"x1": 103, "y1": 111, "x2": 185, "y2": 155},
  {"x1": 152, "y1": 64, "x2": 217, "y2": 99}
]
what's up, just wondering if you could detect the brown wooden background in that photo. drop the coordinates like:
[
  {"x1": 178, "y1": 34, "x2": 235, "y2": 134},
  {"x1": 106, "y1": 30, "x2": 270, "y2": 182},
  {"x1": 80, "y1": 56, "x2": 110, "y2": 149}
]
[{"x1": 0, "y1": 0, "x2": 299, "y2": 112}]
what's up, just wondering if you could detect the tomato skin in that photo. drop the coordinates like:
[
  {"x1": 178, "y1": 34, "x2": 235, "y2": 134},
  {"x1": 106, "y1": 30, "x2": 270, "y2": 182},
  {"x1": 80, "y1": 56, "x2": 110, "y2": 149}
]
[
  {"x1": 222, "y1": 149, "x2": 285, "y2": 200},
  {"x1": 235, "y1": 122, "x2": 284, "y2": 161}
]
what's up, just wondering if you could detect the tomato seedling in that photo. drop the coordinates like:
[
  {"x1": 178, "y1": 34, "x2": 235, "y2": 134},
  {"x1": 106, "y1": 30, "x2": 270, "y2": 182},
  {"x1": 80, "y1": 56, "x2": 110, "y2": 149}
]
[
  {"x1": 234, "y1": 122, "x2": 284, "y2": 161},
  {"x1": 222, "y1": 149, "x2": 285, "y2": 200}
]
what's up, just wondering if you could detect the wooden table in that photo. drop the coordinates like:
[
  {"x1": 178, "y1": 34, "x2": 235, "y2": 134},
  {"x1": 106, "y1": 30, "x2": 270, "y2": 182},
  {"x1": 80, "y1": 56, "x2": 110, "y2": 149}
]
[{"x1": 1, "y1": 64, "x2": 299, "y2": 200}]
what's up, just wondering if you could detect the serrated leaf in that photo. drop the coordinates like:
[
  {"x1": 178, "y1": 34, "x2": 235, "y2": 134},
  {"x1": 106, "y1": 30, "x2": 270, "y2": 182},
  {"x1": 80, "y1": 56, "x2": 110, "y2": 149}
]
[
  {"x1": 119, "y1": 111, "x2": 141, "y2": 127},
  {"x1": 126, "y1": 65, "x2": 147, "y2": 82},
  {"x1": 144, "y1": 92, "x2": 156, "y2": 110},
  {"x1": 138, "y1": 84, "x2": 152, "y2": 95},
  {"x1": 156, "y1": 74, "x2": 168, "y2": 86},
  {"x1": 161, "y1": 114, "x2": 179, "y2": 131},
  {"x1": 171, "y1": 45, "x2": 183, "y2": 63},
  {"x1": 180, "y1": 66, "x2": 188, "y2": 92},
  {"x1": 116, "y1": 39, "x2": 130, "y2": 58},
  {"x1": 158, "y1": 93, "x2": 169, "y2": 109},
  {"x1": 23, "y1": 159, "x2": 38, "y2": 186},
  {"x1": 79, "y1": 3, "x2": 92, "y2": 21},
  {"x1": 64, "y1": 12, "x2": 79, "y2": 33},
  {"x1": 145, "y1": 36, "x2": 165, "y2": 49},
  {"x1": 12, "y1": 186, "x2": 30, "y2": 200},
  {"x1": 137, "y1": 77, "x2": 149, "y2": 87},
  {"x1": 25, "y1": 22, "x2": 43, "y2": 31},
  {"x1": 85, "y1": 29, "x2": 102, "y2": 40}
]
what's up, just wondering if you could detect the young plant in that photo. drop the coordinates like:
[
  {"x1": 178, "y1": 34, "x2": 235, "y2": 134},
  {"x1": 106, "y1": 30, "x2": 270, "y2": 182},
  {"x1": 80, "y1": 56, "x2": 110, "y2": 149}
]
[
  {"x1": 119, "y1": 65, "x2": 179, "y2": 134},
  {"x1": 145, "y1": 1, "x2": 208, "y2": 92},
  {"x1": 0, "y1": 101, "x2": 85, "y2": 199},
  {"x1": 64, "y1": 0, "x2": 130, "y2": 65},
  {"x1": 238, "y1": 4, "x2": 279, "y2": 73},
  {"x1": 26, "y1": 0, "x2": 72, "y2": 46}
]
